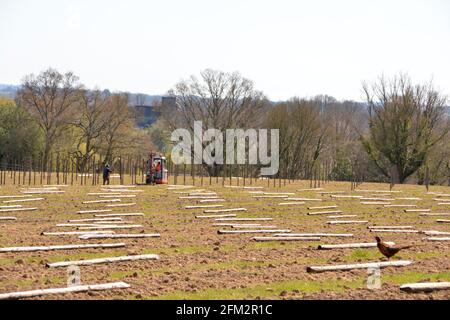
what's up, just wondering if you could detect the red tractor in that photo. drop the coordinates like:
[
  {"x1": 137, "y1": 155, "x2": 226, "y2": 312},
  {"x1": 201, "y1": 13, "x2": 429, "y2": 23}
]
[{"x1": 145, "y1": 153, "x2": 168, "y2": 184}]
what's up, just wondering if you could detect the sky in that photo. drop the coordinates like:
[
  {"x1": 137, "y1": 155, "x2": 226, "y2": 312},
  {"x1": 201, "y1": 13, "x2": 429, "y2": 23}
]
[{"x1": 1, "y1": 0, "x2": 449, "y2": 101}]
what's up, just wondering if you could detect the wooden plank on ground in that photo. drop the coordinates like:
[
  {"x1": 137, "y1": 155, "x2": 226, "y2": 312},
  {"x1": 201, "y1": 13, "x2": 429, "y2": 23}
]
[
  {"x1": 195, "y1": 214, "x2": 237, "y2": 219},
  {"x1": 203, "y1": 208, "x2": 247, "y2": 213},
  {"x1": 308, "y1": 206, "x2": 338, "y2": 210},
  {"x1": 77, "y1": 209, "x2": 112, "y2": 214},
  {"x1": 253, "y1": 236, "x2": 321, "y2": 242},
  {"x1": 185, "y1": 205, "x2": 224, "y2": 209},
  {"x1": 189, "y1": 193, "x2": 217, "y2": 196},
  {"x1": 212, "y1": 223, "x2": 261, "y2": 227},
  {"x1": 93, "y1": 221, "x2": 133, "y2": 225},
  {"x1": 275, "y1": 233, "x2": 353, "y2": 238},
  {"x1": 215, "y1": 218, "x2": 273, "y2": 222},
  {"x1": 328, "y1": 215, "x2": 358, "y2": 219},
  {"x1": 0, "y1": 217, "x2": 17, "y2": 221},
  {"x1": 57, "y1": 223, "x2": 118, "y2": 227},
  {"x1": 232, "y1": 225, "x2": 277, "y2": 229},
  {"x1": 199, "y1": 199, "x2": 226, "y2": 203},
  {"x1": 88, "y1": 193, "x2": 121, "y2": 196},
  {"x1": 355, "y1": 190, "x2": 402, "y2": 193},
  {"x1": 106, "y1": 189, "x2": 143, "y2": 193},
  {"x1": 424, "y1": 237, "x2": 450, "y2": 241},
  {"x1": 94, "y1": 213, "x2": 144, "y2": 217},
  {"x1": 79, "y1": 233, "x2": 160, "y2": 240},
  {"x1": 278, "y1": 202, "x2": 306, "y2": 206},
  {"x1": 83, "y1": 199, "x2": 121, "y2": 204},
  {"x1": 327, "y1": 220, "x2": 368, "y2": 225},
  {"x1": 368, "y1": 226, "x2": 413, "y2": 230},
  {"x1": 21, "y1": 191, "x2": 64, "y2": 194},
  {"x1": 68, "y1": 218, "x2": 123, "y2": 223},
  {"x1": 419, "y1": 213, "x2": 450, "y2": 217},
  {"x1": 99, "y1": 195, "x2": 136, "y2": 198},
  {"x1": 369, "y1": 229, "x2": 419, "y2": 233},
  {"x1": 400, "y1": 282, "x2": 450, "y2": 292},
  {"x1": 105, "y1": 203, "x2": 136, "y2": 207},
  {"x1": 421, "y1": 230, "x2": 450, "y2": 236},
  {"x1": 179, "y1": 196, "x2": 219, "y2": 199},
  {"x1": 318, "y1": 242, "x2": 395, "y2": 250},
  {"x1": 43, "y1": 185, "x2": 68, "y2": 187},
  {"x1": 308, "y1": 211, "x2": 343, "y2": 216},
  {"x1": 46, "y1": 254, "x2": 160, "y2": 268},
  {"x1": 0, "y1": 243, "x2": 126, "y2": 253},
  {"x1": 263, "y1": 192, "x2": 295, "y2": 195},
  {"x1": 253, "y1": 195, "x2": 288, "y2": 199},
  {"x1": 0, "y1": 282, "x2": 130, "y2": 300},
  {"x1": 360, "y1": 198, "x2": 393, "y2": 201},
  {"x1": 41, "y1": 231, "x2": 115, "y2": 236},
  {"x1": 77, "y1": 225, "x2": 143, "y2": 230},
  {"x1": 307, "y1": 260, "x2": 412, "y2": 273},
  {"x1": 384, "y1": 204, "x2": 418, "y2": 208},
  {"x1": 437, "y1": 219, "x2": 450, "y2": 223},
  {"x1": 331, "y1": 195, "x2": 363, "y2": 199},
  {"x1": 0, "y1": 195, "x2": 33, "y2": 199},
  {"x1": 361, "y1": 202, "x2": 391, "y2": 205},
  {"x1": 0, "y1": 207, "x2": 37, "y2": 213},
  {"x1": 218, "y1": 229, "x2": 291, "y2": 234}
]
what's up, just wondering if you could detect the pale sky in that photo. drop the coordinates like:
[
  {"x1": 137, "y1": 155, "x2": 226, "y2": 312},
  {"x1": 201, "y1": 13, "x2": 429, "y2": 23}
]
[{"x1": 1, "y1": 0, "x2": 449, "y2": 101}]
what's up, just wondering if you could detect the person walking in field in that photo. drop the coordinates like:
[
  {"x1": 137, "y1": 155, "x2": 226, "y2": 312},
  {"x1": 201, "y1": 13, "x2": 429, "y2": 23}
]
[{"x1": 103, "y1": 164, "x2": 112, "y2": 185}]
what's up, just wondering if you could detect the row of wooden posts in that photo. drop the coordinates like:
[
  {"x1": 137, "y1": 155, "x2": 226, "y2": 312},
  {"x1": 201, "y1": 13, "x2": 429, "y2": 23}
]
[{"x1": 0, "y1": 155, "x2": 362, "y2": 188}]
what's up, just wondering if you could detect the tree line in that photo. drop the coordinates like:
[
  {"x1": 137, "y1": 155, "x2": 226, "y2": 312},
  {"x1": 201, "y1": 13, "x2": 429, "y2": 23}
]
[
  {"x1": 0, "y1": 68, "x2": 153, "y2": 173},
  {"x1": 0, "y1": 68, "x2": 449, "y2": 185}
]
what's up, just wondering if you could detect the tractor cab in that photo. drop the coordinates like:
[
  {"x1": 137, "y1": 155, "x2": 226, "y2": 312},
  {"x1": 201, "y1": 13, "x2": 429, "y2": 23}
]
[{"x1": 145, "y1": 153, "x2": 168, "y2": 184}]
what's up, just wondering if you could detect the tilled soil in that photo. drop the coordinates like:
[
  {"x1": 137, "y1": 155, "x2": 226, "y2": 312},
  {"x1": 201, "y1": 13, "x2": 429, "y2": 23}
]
[{"x1": 0, "y1": 180, "x2": 449, "y2": 300}]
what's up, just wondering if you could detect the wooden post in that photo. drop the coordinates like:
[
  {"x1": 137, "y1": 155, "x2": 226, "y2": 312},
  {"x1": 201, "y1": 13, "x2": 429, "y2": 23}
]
[
  {"x1": 424, "y1": 165, "x2": 430, "y2": 191},
  {"x1": 56, "y1": 153, "x2": 60, "y2": 185},
  {"x1": 119, "y1": 156, "x2": 123, "y2": 185},
  {"x1": 28, "y1": 157, "x2": 32, "y2": 185},
  {"x1": 40, "y1": 154, "x2": 43, "y2": 186},
  {"x1": 92, "y1": 156, "x2": 96, "y2": 186},
  {"x1": 16, "y1": 160, "x2": 19, "y2": 185}
]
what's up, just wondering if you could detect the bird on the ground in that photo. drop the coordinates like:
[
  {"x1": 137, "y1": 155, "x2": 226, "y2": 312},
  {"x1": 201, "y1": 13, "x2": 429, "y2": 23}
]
[{"x1": 375, "y1": 236, "x2": 412, "y2": 259}]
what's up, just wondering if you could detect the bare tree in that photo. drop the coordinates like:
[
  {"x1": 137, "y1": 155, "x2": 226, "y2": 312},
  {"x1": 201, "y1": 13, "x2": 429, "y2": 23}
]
[
  {"x1": 99, "y1": 93, "x2": 136, "y2": 165},
  {"x1": 267, "y1": 98, "x2": 328, "y2": 179},
  {"x1": 17, "y1": 68, "x2": 81, "y2": 170},
  {"x1": 162, "y1": 69, "x2": 268, "y2": 175},
  {"x1": 68, "y1": 89, "x2": 110, "y2": 172},
  {"x1": 361, "y1": 74, "x2": 449, "y2": 183}
]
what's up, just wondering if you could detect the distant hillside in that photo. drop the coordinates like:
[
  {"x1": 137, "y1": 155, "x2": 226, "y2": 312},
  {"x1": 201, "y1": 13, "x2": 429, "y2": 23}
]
[
  {"x1": 0, "y1": 84, "x2": 20, "y2": 99},
  {"x1": 0, "y1": 84, "x2": 163, "y2": 105}
]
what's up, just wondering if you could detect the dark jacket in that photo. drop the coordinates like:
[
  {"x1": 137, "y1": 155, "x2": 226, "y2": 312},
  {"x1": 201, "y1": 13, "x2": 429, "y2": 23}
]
[{"x1": 103, "y1": 167, "x2": 112, "y2": 177}]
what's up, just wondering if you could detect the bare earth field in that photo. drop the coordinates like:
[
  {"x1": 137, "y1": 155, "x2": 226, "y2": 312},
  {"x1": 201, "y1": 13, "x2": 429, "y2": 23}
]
[{"x1": 0, "y1": 178, "x2": 449, "y2": 300}]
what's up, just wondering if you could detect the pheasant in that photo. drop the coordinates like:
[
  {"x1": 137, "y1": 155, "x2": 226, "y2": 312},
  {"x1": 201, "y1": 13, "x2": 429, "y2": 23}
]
[{"x1": 375, "y1": 236, "x2": 412, "y2": 259}]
